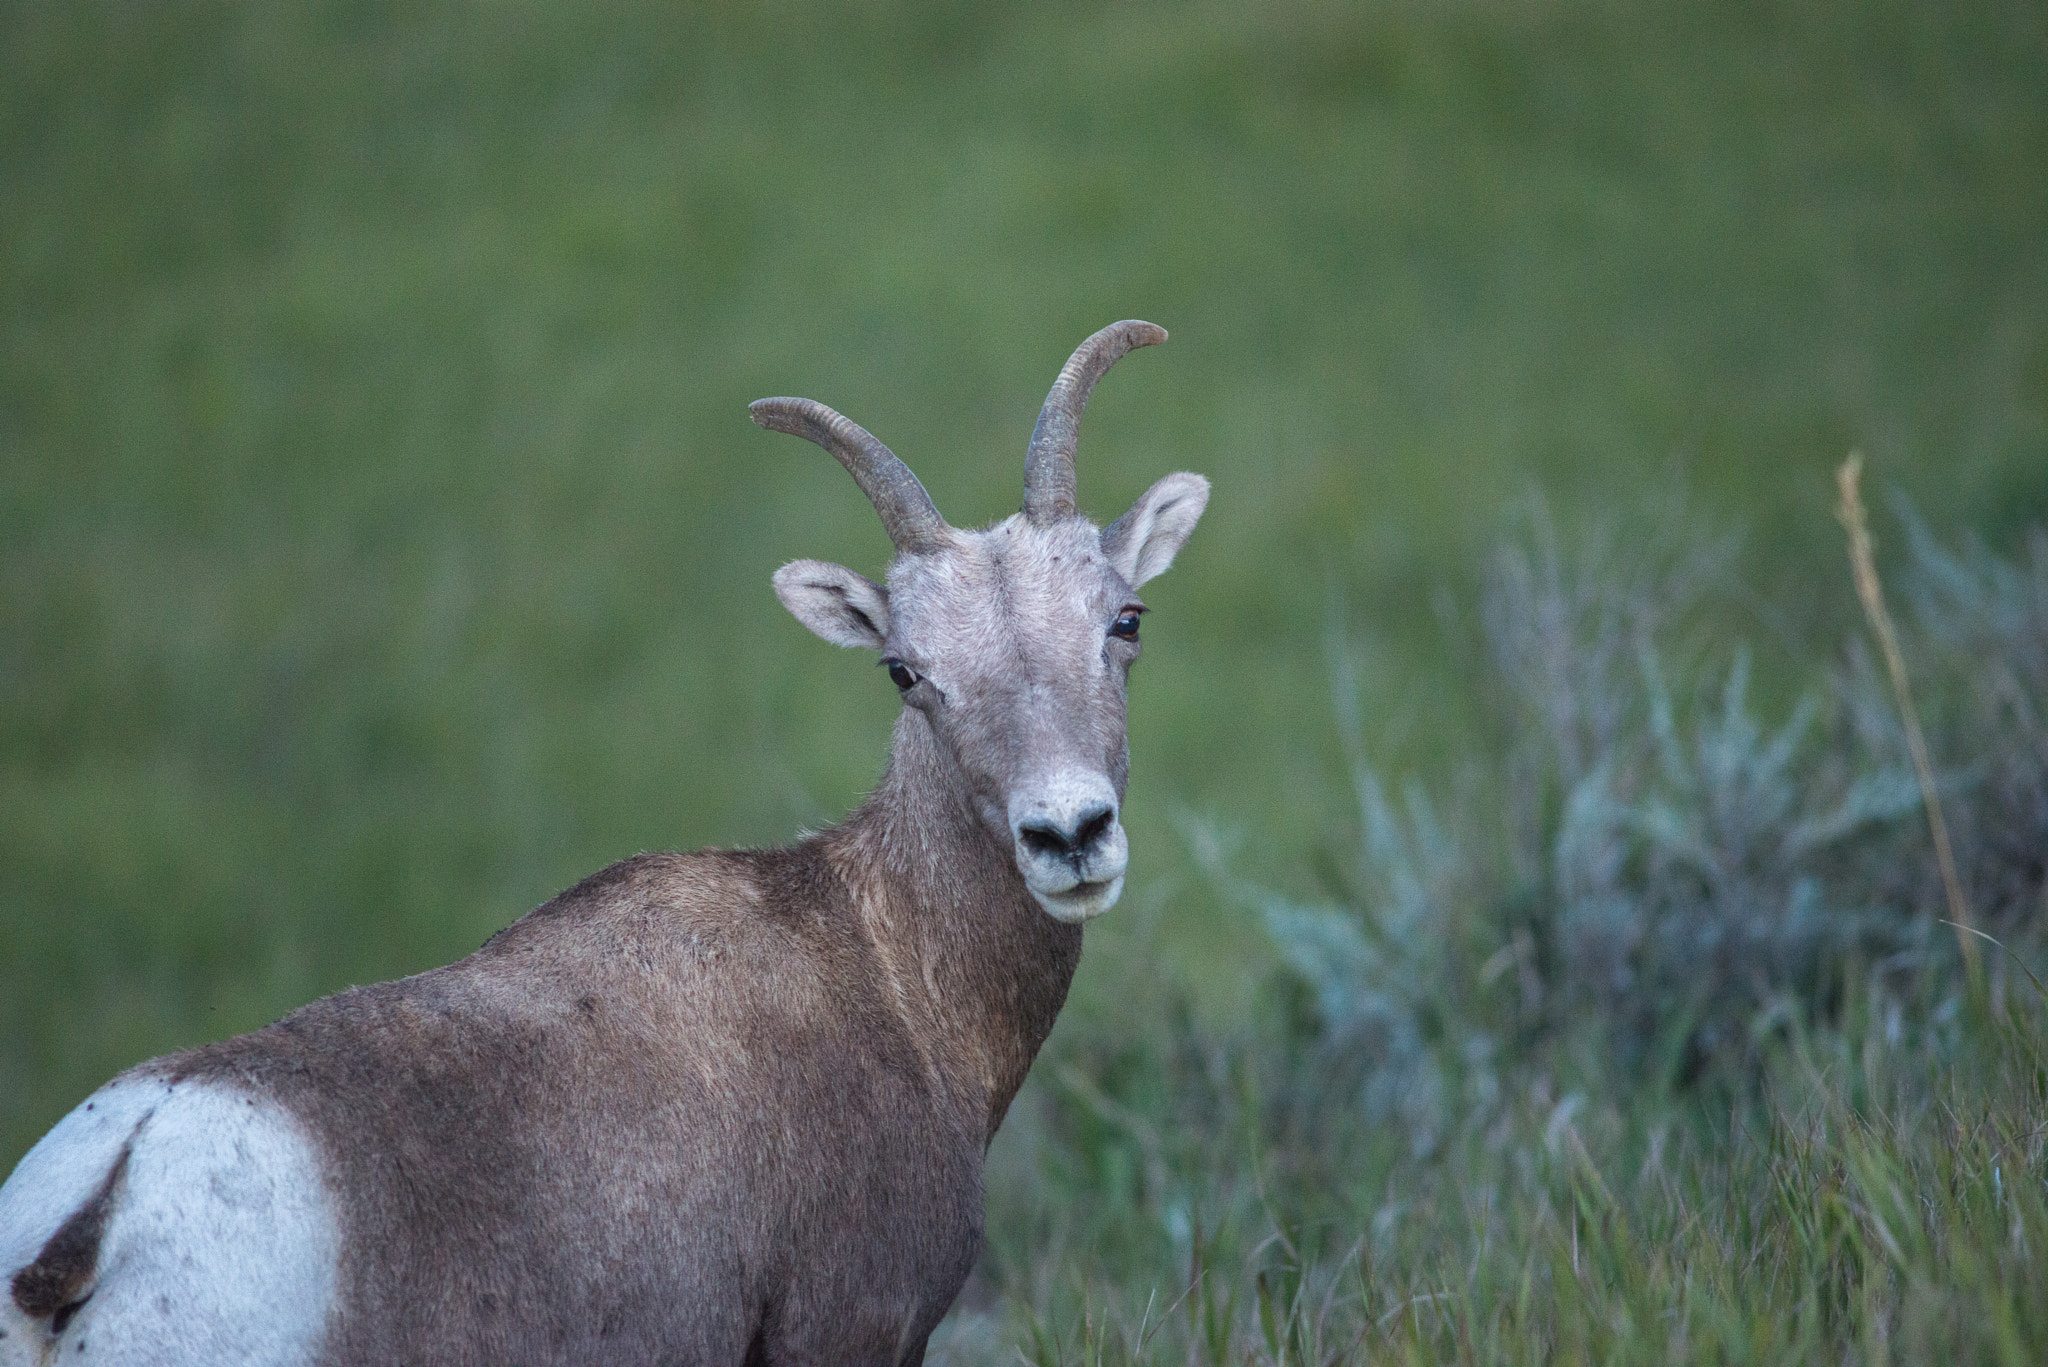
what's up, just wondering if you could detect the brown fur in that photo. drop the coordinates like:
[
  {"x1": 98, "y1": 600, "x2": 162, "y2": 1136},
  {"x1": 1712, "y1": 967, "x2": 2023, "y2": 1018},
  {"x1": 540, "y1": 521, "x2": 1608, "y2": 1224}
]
[
  {"x1": 154, "y1": 711, "x2": 1078, "y2": 1366},
  {"x1": 10, "y1": 1143, "x2": 130, "y2": 1326}
]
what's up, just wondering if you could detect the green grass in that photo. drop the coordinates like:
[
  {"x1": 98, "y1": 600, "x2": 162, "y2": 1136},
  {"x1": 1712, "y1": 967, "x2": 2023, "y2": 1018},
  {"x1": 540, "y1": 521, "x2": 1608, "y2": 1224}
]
[
  {"x1": 5, "y1": 2, "x2": 2048, "y2": 1355},
  {"x1": 955, "y1": 972, "x2": 2048, "y2": 1365}
]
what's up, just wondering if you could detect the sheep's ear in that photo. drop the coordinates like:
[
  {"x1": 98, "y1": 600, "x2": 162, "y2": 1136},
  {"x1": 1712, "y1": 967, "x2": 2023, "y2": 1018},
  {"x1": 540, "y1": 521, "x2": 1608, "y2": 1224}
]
[
  {"x1": 773, "y1": 560, "x2": 890, "y2": 649},
  {"x1": 1101, "y1": 473, "x2": 1210, "y2": 587}
]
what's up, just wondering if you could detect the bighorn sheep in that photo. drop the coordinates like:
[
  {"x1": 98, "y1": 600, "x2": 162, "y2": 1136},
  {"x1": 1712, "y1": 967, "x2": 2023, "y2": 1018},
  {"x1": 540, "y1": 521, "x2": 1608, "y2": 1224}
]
[{"x1": 0, "y1": 321, "x2": 1208, "y2": 1366}]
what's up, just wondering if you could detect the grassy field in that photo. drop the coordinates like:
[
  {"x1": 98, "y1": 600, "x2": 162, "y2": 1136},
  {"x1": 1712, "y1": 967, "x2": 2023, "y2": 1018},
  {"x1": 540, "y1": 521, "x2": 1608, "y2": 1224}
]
[
  {"x1": 950, "y1": 973, "x2": 2048, "y2": 1364},
  {"x1": 4, "y1": 0, "x2": 2048, "y2": 1357}
]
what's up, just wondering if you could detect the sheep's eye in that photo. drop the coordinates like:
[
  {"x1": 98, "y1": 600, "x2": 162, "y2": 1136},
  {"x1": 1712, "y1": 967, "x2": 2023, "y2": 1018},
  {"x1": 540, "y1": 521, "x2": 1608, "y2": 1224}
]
[
  {"x1": 883, "y1": 658, "x2": 919, "y2": 690},
  {"x1": 1109, "y1": 610, "x2": 1144, "y2": 640}
]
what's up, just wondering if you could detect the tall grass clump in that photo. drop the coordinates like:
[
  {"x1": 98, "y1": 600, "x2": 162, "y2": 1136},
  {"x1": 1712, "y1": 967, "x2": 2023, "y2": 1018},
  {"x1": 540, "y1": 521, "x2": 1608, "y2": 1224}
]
[
  {"x1": 1218, "y1": 496, "x2": 1941, "y2": 1133},
  {"x1": 951, "y1": 500, "x2": 2048, "y2": 1365}
]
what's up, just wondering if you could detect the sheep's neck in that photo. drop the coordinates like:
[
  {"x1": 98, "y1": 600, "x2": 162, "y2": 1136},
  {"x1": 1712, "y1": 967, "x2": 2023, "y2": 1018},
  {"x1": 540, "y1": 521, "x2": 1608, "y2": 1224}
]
[{"x1": 829, "y1": 709, "x2": 1083, "y2": 1143}]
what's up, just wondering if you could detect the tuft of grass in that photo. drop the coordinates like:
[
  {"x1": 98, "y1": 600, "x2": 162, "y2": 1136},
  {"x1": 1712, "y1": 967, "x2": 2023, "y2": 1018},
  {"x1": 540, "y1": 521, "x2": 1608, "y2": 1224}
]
[{"x1": 1838, "y1": 451, "x2": 1978, "y2": 978}]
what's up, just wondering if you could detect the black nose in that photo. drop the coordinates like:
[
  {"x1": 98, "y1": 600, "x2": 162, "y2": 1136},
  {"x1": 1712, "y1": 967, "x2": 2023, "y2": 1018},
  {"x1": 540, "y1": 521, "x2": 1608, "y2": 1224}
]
[{"x1": 1017, "y1": 804, "x2": 1117, "y2": 863}]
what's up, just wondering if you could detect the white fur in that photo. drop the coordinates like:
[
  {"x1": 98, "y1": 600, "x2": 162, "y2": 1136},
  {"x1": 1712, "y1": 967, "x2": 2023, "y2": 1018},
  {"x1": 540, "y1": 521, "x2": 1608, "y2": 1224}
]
[
  {"x1": 773, "y1": 559, "x2": 892, "y2": 649},
  {"x1": 1034, "y1": 873, "x2": 1125, "y2": 924},
  {"x1": 0, "y1": 1077, "x2": 338, "y2": 1367},
  {"x1": 1104, "y1": 472, "x2": 1210, "y2": 587}
]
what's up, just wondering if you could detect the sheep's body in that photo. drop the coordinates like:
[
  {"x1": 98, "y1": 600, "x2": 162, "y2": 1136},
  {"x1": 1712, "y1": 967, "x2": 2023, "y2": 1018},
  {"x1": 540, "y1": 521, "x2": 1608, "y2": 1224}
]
[{"x1": 1, "y1": 322, "x2": 1206, "y2": 1366}]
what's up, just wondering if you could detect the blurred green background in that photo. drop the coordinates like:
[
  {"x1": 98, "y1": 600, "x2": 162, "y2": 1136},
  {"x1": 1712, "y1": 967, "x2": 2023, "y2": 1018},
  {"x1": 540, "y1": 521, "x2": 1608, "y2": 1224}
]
[{"x1": 3, "y1": 0, "x2": 2045, "y2": 1166}]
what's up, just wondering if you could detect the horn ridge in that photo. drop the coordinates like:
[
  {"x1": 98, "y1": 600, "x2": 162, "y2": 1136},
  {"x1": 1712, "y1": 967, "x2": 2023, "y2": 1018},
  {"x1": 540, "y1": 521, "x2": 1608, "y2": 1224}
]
[
  {"x1": 1023, "y1": 320, "x2": 1168, "y2": 524},
  {"x1": 750, "y1": 397, "x2": 948, "y2": 555}
]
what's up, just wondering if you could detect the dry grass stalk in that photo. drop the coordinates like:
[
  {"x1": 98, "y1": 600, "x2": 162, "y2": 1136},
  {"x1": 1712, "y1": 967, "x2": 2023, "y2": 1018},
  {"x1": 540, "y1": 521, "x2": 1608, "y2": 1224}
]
[{"x1": 1834, "y1": 452, "x2": 1979, "y2": 979}]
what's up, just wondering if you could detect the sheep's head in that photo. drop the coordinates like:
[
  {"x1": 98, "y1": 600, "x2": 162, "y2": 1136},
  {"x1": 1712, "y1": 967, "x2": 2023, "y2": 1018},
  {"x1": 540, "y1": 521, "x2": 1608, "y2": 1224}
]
[{"x1": 759, "y1": 322, "x2": 1207, "y2": 922}]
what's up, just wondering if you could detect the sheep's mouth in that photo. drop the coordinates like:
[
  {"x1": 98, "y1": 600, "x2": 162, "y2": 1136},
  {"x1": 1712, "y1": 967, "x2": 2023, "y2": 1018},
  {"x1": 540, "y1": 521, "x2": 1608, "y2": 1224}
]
[{"x1": 1032, "y1": 875, "x2": 1124, "y2": 924}]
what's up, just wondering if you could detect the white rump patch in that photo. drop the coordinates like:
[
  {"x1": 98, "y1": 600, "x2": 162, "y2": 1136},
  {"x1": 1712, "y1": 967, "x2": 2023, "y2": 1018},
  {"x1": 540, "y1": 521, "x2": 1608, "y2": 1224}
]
[{"x1": 0, "y1": 1074, "x2": 338, "y2": 1366}]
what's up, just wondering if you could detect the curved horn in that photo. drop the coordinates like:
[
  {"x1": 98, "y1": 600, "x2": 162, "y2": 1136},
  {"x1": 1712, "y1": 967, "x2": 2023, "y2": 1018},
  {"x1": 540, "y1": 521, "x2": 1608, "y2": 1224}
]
[
  {"x1": 750, "y1": 397, "x2": 948, "y2": 555},
  {"x1": 1023, "y1": 320, "x2": 1168, "y2": 524}
]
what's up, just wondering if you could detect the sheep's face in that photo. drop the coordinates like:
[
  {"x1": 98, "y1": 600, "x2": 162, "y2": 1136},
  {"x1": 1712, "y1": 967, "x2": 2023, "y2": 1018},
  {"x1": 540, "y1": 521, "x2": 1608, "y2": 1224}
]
[{"x1": 774, "y1": 474, "x2": 1206, "y2": 922}]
